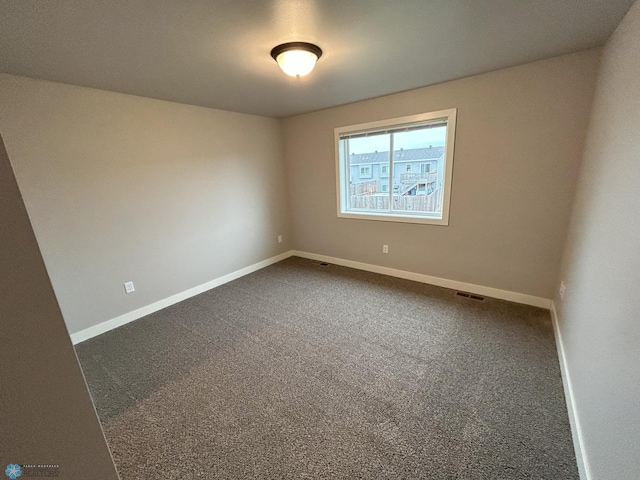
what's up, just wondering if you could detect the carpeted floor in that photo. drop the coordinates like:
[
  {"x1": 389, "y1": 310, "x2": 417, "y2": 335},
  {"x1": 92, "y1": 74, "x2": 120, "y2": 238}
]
[{"x1": 76, "y1": 256, "x2": 578, "y2": 479}]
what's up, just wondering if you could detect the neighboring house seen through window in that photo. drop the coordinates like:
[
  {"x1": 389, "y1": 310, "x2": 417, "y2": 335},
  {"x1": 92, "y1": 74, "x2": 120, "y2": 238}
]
[{"x1": 335, "y1": 109, "x2": 457, "y2": 225}]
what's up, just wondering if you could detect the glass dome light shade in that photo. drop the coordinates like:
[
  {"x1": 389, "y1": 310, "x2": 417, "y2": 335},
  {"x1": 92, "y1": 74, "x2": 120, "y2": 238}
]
[{"x1": 276, "y1": 50, "x2": 318, "y2": 77}]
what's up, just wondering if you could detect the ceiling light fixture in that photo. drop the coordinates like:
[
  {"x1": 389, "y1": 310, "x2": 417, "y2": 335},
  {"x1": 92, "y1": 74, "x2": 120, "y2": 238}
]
[{"x1": 270, "y1": 42, "x2": 322, "y2": 77}]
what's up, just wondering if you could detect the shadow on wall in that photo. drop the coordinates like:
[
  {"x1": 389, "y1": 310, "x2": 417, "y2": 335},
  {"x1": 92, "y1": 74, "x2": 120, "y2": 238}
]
[{"x1": 0, "y1": 133, "x2": 119, "y2": 480}]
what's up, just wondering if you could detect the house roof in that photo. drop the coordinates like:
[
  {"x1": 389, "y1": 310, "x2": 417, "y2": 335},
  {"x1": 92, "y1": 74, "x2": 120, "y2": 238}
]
[{"x1": 350, "y1": 147, "x2": 444, "y2": 165}]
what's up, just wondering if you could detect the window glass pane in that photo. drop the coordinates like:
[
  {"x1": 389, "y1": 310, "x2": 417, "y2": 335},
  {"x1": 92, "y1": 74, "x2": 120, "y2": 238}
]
[
  {"x1": 391, "y1": 125, "x2": 447, "y2": 215},
  {"x1": 346, "y1": 133, "x2": 390, "y2": 212},
  {"x1": 336, "y1": 109, "x2": 456, "y2": 225}
]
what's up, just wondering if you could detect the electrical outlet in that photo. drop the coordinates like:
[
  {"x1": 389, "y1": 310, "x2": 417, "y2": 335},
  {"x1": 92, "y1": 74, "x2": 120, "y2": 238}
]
[
  {"x1": 277, "y1": 235, "x2": 282, "y2": 243},
  {"x1": 383, "y1": 244, "x2": 389, "y2": 254},
  {"x1": 124, "y1": 281, "x2": 135, "y2": 294},
  {"x1": 559, "y1": 281, "x2": 566, "y2": 300}
]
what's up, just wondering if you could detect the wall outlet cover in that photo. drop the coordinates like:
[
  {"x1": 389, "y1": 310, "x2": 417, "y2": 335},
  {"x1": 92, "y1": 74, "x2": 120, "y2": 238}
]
[{"x1": 124, "y1": 281, "x2": 135, "y2": 294}]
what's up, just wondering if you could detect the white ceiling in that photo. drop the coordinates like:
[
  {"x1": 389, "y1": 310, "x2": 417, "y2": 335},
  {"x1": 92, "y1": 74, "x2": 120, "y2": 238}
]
[{"x1": 0, "y1": 0, "x2": 634, "y2": 118}]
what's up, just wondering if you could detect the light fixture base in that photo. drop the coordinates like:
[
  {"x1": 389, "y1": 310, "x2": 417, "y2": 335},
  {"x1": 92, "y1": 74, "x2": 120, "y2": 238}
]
[
  {"x1": 270, "y1": 42, "x2": 323, "y2": 77},
  {"x1": 270, "y1": 42, "x2": 323, "y2": 61}
]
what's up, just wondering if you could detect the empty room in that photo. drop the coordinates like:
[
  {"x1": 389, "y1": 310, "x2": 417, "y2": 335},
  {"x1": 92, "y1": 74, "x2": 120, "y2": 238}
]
[{"x1": 1, "y1": 1, "x2": 639, "y2": 479}]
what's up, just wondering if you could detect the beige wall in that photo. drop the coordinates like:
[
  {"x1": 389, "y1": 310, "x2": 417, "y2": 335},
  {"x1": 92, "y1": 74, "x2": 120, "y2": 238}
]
[
  {"x1": 282, "y1": 49, "x2": 601, "y2": 300},
  {"x1": 284, "y1": 50, "x2": 600, "y2": 298},
  {"x1": 0, "y1": 134, "x2": 119, "y2": 479},
  {"x1": 554, "y1": 1, "x2": 640, "y2": 478},
  {"x1": 0, "y1": 74, "x2": 291, "y2": 335}
]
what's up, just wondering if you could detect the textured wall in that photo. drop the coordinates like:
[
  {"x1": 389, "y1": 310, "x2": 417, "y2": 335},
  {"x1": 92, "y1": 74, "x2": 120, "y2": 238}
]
[
  {"x1": 282, "y1": 50, "x2": 600, "y2": 299},
  {"x1": 0, "y1": 74, "x2": 291, "y2": 335},
  {"x1": 554, "y1": 1, "x2": 640, "y2": 478},
  {"x1": 0, "y1": 134, "x2": 119, "y2": 479}
]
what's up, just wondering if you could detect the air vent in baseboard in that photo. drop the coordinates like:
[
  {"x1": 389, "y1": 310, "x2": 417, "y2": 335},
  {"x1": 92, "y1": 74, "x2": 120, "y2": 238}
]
[{"x1": 456, "y1": 291, "x2": 485, "y2": 301}]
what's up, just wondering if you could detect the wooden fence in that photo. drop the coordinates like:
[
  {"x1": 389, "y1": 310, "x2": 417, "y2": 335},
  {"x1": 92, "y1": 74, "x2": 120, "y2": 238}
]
[
  {"x1": 349, "y1": 181, "x2": 377, "y2": 196},
  {"x1": 349, "y1": 188, "x2": 442, "y2": 213}
]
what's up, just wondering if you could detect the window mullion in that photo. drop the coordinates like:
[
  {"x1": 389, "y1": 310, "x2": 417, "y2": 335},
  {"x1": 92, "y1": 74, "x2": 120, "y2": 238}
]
[{"x1": 388, "y1": 133, "x2": 394, "y2": 213}]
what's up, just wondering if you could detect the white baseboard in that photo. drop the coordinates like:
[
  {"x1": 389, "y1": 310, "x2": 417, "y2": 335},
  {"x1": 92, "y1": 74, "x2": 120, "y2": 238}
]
[
  {"x1": 550, "y1": 301, "x2": 589, "y2": 480},
  {"x1": 70, "y1": 251, "x2": 294, "y2": 345},
  {"x1": 72, "y1": 249, "x2": 551, "y2": 345},
  {"x1": 292, "y1": 250, "x2": 551, "y2": 309}
]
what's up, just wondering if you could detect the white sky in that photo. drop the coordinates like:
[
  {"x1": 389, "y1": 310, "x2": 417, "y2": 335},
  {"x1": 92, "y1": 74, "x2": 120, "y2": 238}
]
[{"x1": 348, "y1": 126, "x2": 446, "y2": 154}]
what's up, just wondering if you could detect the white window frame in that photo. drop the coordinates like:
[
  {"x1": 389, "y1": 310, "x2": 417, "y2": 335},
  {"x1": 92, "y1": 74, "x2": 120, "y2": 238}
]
[
  {"x1": 359, "y1": 165, "x2": 371, "y2": 177},
  {"x1": 380, "y1": 164, "x2": 390, "y2": 176},
  {"x1": 335, "y1": 108, "x2": 457, "y2": 226}
]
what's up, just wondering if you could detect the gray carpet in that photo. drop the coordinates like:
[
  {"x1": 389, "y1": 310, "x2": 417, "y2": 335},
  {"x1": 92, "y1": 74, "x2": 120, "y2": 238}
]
[{"x1": 76, "y1": 256, "x2": 578, "y2": 479}]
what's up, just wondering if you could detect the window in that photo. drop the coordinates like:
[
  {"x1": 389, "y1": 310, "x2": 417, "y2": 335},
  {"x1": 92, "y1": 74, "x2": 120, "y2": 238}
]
[{"x1": 335, "y1": 109, "x2": 457, "y2": 225}]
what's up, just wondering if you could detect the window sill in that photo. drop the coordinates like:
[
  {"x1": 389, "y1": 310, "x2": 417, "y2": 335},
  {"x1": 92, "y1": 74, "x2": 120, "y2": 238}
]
[{"x1": 337, "y1": 211, "x2": 449, "y2": 226}]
